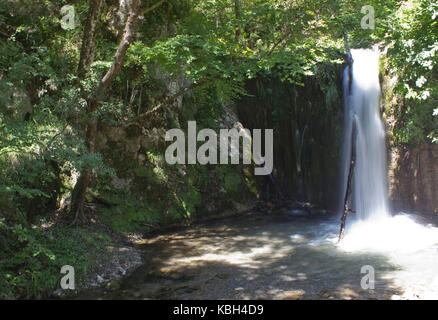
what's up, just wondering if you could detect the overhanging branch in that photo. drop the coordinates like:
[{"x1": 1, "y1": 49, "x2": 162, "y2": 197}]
[
  {"x1": 127, "y1": 81, "x2": 205, "y2": 125},
  {"x1": 141, "y1": 0, "x2": 167, "y2": 16}
]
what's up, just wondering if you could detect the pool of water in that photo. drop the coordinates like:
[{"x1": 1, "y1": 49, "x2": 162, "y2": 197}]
[{"x1": 78, "y1": 210, "x2": 438, "y2": 300}]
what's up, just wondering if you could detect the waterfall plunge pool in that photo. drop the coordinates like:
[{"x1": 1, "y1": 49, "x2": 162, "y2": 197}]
[{"x1": 77, "y1": 210, "x2": 438, "y2": 300}]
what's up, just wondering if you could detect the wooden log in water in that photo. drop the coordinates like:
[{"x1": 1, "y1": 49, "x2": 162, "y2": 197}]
[
  {"x1": 338, "y1": 121, "x2": 357, "y2": 243},
  {"x1": 343, "y1": 32, "x2": 353, "y2": 92}
]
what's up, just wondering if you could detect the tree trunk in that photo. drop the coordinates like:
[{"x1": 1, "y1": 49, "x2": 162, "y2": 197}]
[
  {"x1": 71, "y1": 0, "x2": 140, "y2": 224},
  {"x1": 77, "y1": 0, "x2": 104, "y2": 78},
  {"x1": 71, "y1": 100, "x2": 98, "y2": 223},
  {"x1": 234, "y1": 0, "x2": 241, "y2": 41},
  {"x1": 71, "y1": 0, "x2": 103, "y2": 223}
]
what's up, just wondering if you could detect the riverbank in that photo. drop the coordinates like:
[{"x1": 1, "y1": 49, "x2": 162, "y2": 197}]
[
  {"x1": 0, "y1": 212, "x2": 144, "y2": 299},
  {"x1": 49, "y1": 200, "x2": 318, "y2": 299},
  {"x1": 1, "y1": 199, "x2": 262, "y2": 299},
  {"x1": 50, "y1": 223, "x2": 143, "y2": 299}
]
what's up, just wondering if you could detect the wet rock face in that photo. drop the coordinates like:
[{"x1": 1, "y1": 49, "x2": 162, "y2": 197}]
[
  {"x1": 389, "y1": 143, "x2": 438, "y2": 214},
  {"x1": 235, "y1": 66, "x2": 344, "y2": 210}
]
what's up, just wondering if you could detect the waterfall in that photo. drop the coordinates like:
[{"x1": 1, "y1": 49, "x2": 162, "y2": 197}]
[
  {"x1": 341, "y1": 49, "x2": 389, "y2": 221},
  {"x1": 335, "y1": 49, "x2": 438, "y2": 297}
]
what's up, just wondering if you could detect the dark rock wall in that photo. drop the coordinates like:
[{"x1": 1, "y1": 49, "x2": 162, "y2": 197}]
[
  {"x1": 235, "y1": 65, "x2": 345, "y2": 210},
  {"x1": 389, "y1": 143, "x2": 438, "y2": 214}
]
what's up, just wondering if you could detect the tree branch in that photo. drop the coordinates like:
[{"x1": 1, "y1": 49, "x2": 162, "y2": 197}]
[
  {"x1": 141, "y1": 0, "x2": 167, "y2": 16},
  {"x1": 127, "y1": 81, "x2": 205, "y2": 125},
  {"x1": 343, "y1": 31, "x2": 353, "y2": 92},
  {"x1": 70, "y1": 0, "x2": 140, "y2": 223},
  {"x1": 98, "y1": 0, "x2": 139, "y2": 94},
  {"x1": 77, "y1": 0, "x2": 104, "y2": 79},
  {"x1": 0, "y1": 29, "x2": 10, "y2": 38},
  {"x1": 267, "y1": 28, "x2": 293, "y2": 56},
  {"x1": 343, "y1": 31, "x2": 353, "y2": 65}
]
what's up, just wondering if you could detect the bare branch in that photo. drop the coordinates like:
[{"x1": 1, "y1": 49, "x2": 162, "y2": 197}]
[
  {"x1": 127, "y1": 81, "x2": 205, "y2": 125},
  {"x1": 141, "y1": 0, "x2": 167, "y2": 16},
  {"x1": 267, "y1": 28, "x2": 293, "y2": 56},
  {"x1": 98, "y1": 0, "x2": 140, "y2": 95}
]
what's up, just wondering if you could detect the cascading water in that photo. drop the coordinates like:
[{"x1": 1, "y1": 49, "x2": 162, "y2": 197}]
[
  {"x1": 341, "y1": 49, "x2": 389, "y2": 221},
  {"x1": 334, "y1": 48, "x2": 438, "y2": 298}
]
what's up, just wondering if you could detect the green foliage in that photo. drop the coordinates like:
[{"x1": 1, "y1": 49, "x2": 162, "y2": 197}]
[
  {"x1": 99, "y1": 198, "x2": 164, "y2": 234},
  {"x1": 0, "y1": 222, "x2": 110, "y2": 299},
  {"x1": 0, "y1": 115, "x2": 114, "y2": 216},
  {"x1": 387, "y1": 0, "x2": 438, "y2": 100},
  {"x1": 0, "y1": 116, "x2": 115, "y2": 298},
  {"x1": 224, "y1": 171, "x2": 242, "y2": 198},
  {"x1": 390, "y1": 91, "x2": 438, "y2": 145},
  {"x1": 216, "y1": 165, "x2": 244, "y2": 201},
  {"x1": 384, "y1": 0, "x2": 438, "y2": 144}
]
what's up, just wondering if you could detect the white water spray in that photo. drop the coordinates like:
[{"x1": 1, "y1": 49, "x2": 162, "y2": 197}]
[
  {"x1": 336, "y1": 49, "x2": 438, "y2": 298},
  {"x1": 341, "y1": 49, "x2": 389, "y2": 221}
]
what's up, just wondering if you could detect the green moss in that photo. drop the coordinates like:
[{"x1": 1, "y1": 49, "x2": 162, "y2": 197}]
[
  {"x1": 245, "y1": 176, "x2": 258, "y2": 197},
  {"x1": 179, "y1": 189, "x2": 202, "y2": 219},
  {"x1": 224, "y1": 172, "x2": 241, "y2": 198},
  {"x1": 98, "y1": 198, "x2": 164, "y2": 234}
]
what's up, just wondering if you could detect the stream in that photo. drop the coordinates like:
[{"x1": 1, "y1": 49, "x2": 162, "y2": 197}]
[{"x1": 77, "y1": 209, "x2": 438, "y2": 300}]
